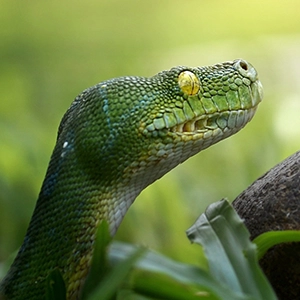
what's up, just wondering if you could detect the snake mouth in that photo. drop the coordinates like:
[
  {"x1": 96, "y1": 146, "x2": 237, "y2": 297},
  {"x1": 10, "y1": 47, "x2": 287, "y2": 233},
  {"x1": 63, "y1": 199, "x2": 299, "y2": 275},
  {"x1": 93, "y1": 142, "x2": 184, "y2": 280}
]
[
  {"x1": 171, "y1": 115, "x2": 216, "y2": 133},
  {"x1": 170, "y1": 107, "x2": 257, "y2": 139}
]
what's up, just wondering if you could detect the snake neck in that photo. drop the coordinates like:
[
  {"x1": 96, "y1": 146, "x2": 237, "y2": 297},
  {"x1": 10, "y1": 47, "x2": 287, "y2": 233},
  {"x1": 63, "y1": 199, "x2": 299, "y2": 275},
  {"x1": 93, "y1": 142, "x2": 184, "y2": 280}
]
[
  {"x1": 0, "y1": 137, "x2": 144, "y2": 299},
  {"x1": 0, "y1": 124, "x2": 231, "y2": 299},
  {"x1": 0, "y1": 110, "x2": 258, "y2": 300}
]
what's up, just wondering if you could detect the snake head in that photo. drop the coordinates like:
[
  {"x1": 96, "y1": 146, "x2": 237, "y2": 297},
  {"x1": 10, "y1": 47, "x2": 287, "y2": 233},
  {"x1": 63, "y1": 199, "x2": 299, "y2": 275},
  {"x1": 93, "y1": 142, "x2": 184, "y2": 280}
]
[
  {"x1": 142, "y1": 59, "x2": 263, "y2": 141},
  {"x1": 124, "y1": 59, "x2": 263, "y2": 185},
  {"x1": 60, "y1": 59, "x2": 262, "y2": 188}
]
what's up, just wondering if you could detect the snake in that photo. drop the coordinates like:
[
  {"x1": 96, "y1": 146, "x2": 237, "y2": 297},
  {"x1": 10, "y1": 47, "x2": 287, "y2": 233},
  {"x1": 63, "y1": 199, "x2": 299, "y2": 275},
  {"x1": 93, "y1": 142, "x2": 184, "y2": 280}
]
[{"x1": 0, "y1": 59, "x2": 263, "y2": 299}]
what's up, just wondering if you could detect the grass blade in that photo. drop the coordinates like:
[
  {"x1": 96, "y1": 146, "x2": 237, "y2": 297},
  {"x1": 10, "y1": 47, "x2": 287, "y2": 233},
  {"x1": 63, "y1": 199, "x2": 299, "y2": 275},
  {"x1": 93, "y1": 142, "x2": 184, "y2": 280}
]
[{"x1": 253, "y1": 230, "x2": 300, "y2": 260}]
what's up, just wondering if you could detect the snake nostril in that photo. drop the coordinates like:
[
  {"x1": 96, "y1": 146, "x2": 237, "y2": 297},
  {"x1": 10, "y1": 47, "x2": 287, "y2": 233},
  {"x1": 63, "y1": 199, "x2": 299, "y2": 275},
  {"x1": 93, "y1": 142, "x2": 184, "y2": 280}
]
[
  {"x1": 239, "y1": 60, "x2": 249, "y2": 71},
  {"x1": 234, "y1": 59, "x2": 258, "y2": 82}
]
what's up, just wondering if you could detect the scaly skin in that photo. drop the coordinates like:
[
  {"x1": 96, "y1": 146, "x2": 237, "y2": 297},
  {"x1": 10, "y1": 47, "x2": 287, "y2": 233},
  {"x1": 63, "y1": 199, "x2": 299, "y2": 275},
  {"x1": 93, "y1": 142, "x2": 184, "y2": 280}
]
[{"x1": 0, "y1": 59, "x2": 263, "y2": 299}]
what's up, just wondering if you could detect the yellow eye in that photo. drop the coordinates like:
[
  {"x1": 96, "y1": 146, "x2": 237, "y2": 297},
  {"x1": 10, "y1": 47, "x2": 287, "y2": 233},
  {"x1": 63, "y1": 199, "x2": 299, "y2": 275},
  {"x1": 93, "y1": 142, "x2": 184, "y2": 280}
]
[{"x1": 178, "y1": 71, "x2": 200, "y2": 95}]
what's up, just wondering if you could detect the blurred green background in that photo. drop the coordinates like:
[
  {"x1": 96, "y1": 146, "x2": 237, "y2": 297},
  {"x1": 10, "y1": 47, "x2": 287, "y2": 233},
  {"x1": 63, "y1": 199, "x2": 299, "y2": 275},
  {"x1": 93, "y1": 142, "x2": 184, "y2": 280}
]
[{"x1": 1, "y1": 0, "x2": 300, "y2": 273}]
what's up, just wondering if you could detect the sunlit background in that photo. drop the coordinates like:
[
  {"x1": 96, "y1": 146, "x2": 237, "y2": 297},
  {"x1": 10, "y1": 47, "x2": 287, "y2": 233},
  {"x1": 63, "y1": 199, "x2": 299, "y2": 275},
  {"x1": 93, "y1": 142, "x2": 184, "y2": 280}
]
[{"x1": 1, "y1": 0, "x2": 300, "y2": 273}]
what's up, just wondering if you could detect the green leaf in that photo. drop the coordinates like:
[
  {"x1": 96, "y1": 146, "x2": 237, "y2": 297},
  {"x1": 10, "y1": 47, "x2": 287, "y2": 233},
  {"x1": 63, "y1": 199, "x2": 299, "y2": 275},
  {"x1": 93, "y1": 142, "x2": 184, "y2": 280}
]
[
  {"x1": 109, "y1": 242, "x2": 250, "y2": 300},
  {"x1": 81, "y1": 220, "x2": 112, "y2": 299},
  {"x1": 46, "y1": 268, "x2": 66, "y2": 300},
  {"x1": 131, "y1": 271, "x2": 213, "y2": 300},
  {"x1": 253, "y1": 230, "x2": 300, "y2": 260},
  {"x1": 186, "y1": 199, "x2": 277, "y2": 300},
  {"x1": 87, "y1": 247, "x2": 145, "y2": 300}
]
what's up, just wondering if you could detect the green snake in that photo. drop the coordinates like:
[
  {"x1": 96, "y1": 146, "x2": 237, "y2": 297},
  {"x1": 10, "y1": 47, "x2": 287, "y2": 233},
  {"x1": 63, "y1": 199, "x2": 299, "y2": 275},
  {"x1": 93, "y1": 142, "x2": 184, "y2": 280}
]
[{"x1": 0, "y1": 59, "x2": 263, "y2": 299}]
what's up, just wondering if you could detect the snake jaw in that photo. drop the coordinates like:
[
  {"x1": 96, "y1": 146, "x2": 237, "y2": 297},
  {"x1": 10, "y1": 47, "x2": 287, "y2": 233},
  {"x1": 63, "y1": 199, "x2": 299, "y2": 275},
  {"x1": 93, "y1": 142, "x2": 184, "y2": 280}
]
[
  {"x1": 143, "y1": 107, "x2": 259, "y2": 144},
  {"x1": 167, "y1": 107, "x2": 258, "y2": 143},
  {"x1": 143, "y1": 104, "x2": 257, "y2": 138}
]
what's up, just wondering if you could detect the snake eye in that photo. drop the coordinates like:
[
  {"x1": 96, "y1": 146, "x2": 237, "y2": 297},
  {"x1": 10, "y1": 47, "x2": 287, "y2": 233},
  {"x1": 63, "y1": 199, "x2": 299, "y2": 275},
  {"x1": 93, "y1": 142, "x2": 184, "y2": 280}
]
[{"x1": 178, "y1": 70, "x2": 200, "y2": 96}]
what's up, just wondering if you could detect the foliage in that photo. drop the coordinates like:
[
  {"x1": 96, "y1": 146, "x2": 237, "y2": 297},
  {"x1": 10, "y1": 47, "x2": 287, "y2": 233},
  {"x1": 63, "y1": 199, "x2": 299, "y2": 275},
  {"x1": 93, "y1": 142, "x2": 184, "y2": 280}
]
[
  {"x1": 46, "y1": 199, "x2": 300, "y2": 299},
  {"x1": 253, "y1": 230, "x2": 300, "y2": 261}
]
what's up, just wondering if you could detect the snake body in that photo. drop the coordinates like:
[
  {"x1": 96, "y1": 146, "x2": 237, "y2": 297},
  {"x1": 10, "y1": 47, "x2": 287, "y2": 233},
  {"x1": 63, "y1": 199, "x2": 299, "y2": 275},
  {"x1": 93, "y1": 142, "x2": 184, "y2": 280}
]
[{"x1": 0, "y1": 59, "x2": 263, "y2": 299}]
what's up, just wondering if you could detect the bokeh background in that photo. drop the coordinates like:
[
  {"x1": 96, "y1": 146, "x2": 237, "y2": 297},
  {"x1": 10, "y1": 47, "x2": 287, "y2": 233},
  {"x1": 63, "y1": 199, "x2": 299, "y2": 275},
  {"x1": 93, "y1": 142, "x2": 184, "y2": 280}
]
[{"x1": 1, "y1": 0, "x2": 300, "y2": 274}]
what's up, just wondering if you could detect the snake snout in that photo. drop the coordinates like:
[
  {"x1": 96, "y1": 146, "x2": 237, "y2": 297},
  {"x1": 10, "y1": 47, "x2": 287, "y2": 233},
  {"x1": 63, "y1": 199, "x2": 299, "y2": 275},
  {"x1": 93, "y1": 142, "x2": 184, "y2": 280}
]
[
  {"x1": 233, "y1": 59, "x2": 263, "y2": 107},
  {"x1": 234, "y1": 59, "x2": 259, "y2": 83}
]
